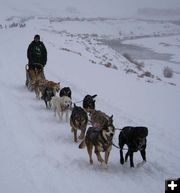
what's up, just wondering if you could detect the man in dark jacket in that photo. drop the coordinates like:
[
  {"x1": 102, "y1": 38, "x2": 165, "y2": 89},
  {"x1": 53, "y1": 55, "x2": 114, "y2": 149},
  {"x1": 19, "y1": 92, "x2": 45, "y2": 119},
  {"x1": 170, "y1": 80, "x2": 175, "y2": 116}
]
[{"x1": 27, "y1": 34, "x2": 47, "y2": 69}]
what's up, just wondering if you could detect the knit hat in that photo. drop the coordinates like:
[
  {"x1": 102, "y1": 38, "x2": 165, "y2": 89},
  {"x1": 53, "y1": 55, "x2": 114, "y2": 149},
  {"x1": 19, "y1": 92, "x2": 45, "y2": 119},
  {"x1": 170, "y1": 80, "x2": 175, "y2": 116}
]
[{"x1": 34, "y1": 34, "x2": 40, "y2": 40}]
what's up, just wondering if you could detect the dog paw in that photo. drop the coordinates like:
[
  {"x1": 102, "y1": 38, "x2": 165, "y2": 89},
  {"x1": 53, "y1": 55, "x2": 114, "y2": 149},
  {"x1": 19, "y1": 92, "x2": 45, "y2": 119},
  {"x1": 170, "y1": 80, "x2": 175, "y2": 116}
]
[
  {"x1": 137, "y1": 161, "x2": 146, "y2": 168},
  {"x1": 120, "y1": 159, "x2": 124, "y2": 165},
  {"x1": 101, "y1": 162, "x2": 108, "y2": 169}
]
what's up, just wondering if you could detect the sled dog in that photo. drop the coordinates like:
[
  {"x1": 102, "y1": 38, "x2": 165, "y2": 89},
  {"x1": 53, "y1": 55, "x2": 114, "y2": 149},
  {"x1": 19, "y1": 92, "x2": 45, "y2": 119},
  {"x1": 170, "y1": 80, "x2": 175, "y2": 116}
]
[
  {"x1": 41, "y1": 87, "x2": 55, "y2": 109},
  {"x1": 70, "y1": 104, "x2": 88, "y2": 142},
  {"x1": 33, "y1": 79, "x2": 60, "y2": 99},
  {"x1": 119, "y1": 126, "x2": 148, "y2": 168},
  {"x1": 83, "y1": 94, "x2": 97, "y2": 113},
  {"x1": 79, "y1": 124, "x2": 115, "y2": 168},
  {"x1": 51, "y1": 96, "x2": 72, "y2": 121},
  {"x1": 26, "y1": 65, "x2": 45, "y2": 91},
  {"x1": 59, "y1": 87, "x2": 72, "y2": 99},
  {"x1": 90, "y1": 110, "x2": 113, "y2": 129}
]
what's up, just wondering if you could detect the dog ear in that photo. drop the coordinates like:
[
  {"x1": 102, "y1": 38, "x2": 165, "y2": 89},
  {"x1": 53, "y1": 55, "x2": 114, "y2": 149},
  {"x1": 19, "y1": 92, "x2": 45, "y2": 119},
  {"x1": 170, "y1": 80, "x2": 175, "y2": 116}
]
[
  {"x1": 92, "y1": 94, "x2": 97, "y2": 99},
  {"x1": 109, "y1": 115, "x2": 113, "y2": 123}
]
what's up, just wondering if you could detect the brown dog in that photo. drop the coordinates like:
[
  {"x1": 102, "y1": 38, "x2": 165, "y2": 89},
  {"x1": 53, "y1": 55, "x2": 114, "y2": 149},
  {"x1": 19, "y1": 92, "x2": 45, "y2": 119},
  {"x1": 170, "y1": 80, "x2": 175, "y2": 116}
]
[
  {"x1": 90, "y1": 110, "x2": 113, "y2": 129},
  {"x1": 70, "y1": 104, "x2": 88, "y2": 142}
]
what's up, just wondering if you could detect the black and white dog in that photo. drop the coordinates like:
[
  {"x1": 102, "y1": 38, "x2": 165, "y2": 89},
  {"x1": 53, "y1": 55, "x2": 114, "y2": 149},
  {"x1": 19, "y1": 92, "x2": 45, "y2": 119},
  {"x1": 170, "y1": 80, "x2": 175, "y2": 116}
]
[
  {"x1": 83, "y1": 94, "x2": 97, "y2": 113},
  {"x1": 59, "y1": 87, "x2": 72, "y2": 99},
  {"x1": 41, "y1": 87, "x2": 55, "y2": 109},
  {"x1": 119, "y1": 126, "x2": 148, "y2": 168}
]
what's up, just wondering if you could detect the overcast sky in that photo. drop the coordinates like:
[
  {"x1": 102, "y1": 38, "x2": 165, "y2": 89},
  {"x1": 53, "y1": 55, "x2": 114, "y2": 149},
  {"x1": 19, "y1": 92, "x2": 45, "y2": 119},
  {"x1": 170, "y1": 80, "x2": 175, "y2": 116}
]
[
  {"x1": 77, "y1": 0, "x2": 180, "y2": 17},
  {"x1": 1, "y1": 0, "x2": 180, "y2": 17}
]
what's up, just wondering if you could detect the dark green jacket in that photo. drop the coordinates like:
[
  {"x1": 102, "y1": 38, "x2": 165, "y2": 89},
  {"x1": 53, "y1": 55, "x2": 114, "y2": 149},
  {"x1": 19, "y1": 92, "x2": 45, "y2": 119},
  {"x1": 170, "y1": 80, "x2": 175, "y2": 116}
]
[{"x1": 27, "y1": 40, "x2": 47, "y2": 67}]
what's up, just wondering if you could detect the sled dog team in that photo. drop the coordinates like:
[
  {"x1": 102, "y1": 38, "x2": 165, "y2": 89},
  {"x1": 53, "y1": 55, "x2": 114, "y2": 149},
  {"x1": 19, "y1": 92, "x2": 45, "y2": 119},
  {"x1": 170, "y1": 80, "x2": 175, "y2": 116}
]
[{"x1": 26, "y1": 73, "x2": 148, "y2": 169}]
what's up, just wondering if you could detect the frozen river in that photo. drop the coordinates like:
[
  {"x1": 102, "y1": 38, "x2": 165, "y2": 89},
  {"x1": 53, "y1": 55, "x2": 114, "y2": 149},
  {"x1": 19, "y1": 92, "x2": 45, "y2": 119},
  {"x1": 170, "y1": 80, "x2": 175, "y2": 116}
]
[{"x1": 101, "y1": 39, "x2": 175, "y2": 62}]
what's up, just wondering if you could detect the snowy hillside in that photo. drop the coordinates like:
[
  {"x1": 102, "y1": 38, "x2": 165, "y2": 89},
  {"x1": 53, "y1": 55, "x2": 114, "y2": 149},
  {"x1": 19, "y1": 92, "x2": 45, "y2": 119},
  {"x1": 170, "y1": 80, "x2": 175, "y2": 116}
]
[{"x1": 0, "y1": 1, "x2": 180, "y2": 193}]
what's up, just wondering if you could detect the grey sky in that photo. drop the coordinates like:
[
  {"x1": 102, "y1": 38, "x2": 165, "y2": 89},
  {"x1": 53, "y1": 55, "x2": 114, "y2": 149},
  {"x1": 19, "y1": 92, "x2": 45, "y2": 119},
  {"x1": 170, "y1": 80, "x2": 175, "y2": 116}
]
[
  {"x1": 75, "y1": 0, "x2": 180, "y2": 17},
  {"x1": 1, "y1": 0, "x2": 180, "y2": 17}
]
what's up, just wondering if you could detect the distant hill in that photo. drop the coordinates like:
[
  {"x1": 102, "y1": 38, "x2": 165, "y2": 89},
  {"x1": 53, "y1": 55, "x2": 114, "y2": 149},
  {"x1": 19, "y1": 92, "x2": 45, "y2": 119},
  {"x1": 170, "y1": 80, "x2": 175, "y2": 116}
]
[{"x1": 137, "y1": 8, "x2": 180, "y2": 17}]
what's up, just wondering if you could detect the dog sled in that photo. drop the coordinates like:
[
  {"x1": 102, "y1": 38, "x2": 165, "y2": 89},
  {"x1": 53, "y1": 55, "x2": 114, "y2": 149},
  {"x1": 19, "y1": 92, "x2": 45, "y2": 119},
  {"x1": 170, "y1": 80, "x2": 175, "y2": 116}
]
[{"x1": 25, "y1": 63, "x2": 45, "y2": 91}]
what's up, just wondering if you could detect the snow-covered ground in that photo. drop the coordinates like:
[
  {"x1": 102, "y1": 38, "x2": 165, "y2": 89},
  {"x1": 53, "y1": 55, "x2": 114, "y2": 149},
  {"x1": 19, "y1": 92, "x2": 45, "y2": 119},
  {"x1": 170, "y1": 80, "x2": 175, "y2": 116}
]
[{"x1": 0, "y1": 1, "x2": 180, "y2": 193}]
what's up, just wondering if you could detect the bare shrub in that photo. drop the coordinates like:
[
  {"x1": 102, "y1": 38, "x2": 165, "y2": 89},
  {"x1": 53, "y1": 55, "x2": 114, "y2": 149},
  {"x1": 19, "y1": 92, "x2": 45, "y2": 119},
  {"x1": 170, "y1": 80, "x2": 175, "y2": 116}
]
[
  {"x1": 125, "y1": 69, "x2": 137, "y2": 74},
  {"x1": 9, "y1": 22, "x2": 19, "y2": 28},
  {"x1": 168, "y1": 82, "x2": 176, "y2": 86},
  {"x1": 123, "y1": 53, "x2": 144, "y2": 71},
  {"x1": 104, "y1": 62, "x2": 112, "y2": 68},
  {"x1": 156, "y1": 76, "x2": 162, "y2": 81},
  {"x1": 144, "y1": 71, "x2": 154, "y2": 78},
  {"x1": 112, "y1": 65, "x2": 118, "y2": 70},
  {"x1": 163, "y1": 66, "x2": 173, "y2": 78},
  {"x1": 138, "y1": 71, "x2": 154, "y2": 78},
  {"x1": 123, "y1": 53, "x2": 133, "y2": 62},
  {"x1": 89, "y1": 59, "x2": 96, "y2": 64},
  {"x1": 104, "y1": 62, "x2": 118, "y2": 70},
  {"x1": 19, "y1": 23, "x2": 26, "y2": 28}
]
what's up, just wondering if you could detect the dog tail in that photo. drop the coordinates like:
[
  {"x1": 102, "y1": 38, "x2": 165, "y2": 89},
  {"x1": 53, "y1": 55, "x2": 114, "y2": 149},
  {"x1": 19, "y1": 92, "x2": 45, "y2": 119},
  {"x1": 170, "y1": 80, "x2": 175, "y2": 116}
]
[{"x1": 79, "y1": 140, "x2": 86, "y2": 149}]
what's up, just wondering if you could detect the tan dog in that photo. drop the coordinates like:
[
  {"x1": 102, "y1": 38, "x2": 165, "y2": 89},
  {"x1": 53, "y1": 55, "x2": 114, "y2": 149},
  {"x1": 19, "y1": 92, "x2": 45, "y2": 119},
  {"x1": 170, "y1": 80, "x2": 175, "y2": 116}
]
[
  {"x1": 32, "y1": 79, "x2": 60, "y2": 99},
  {"x1": 28, "y1": 68, "x2": 43, "y2": 80},
  {"x1": 25, "y1": 65, "x2": 45, "y2": 90}
]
